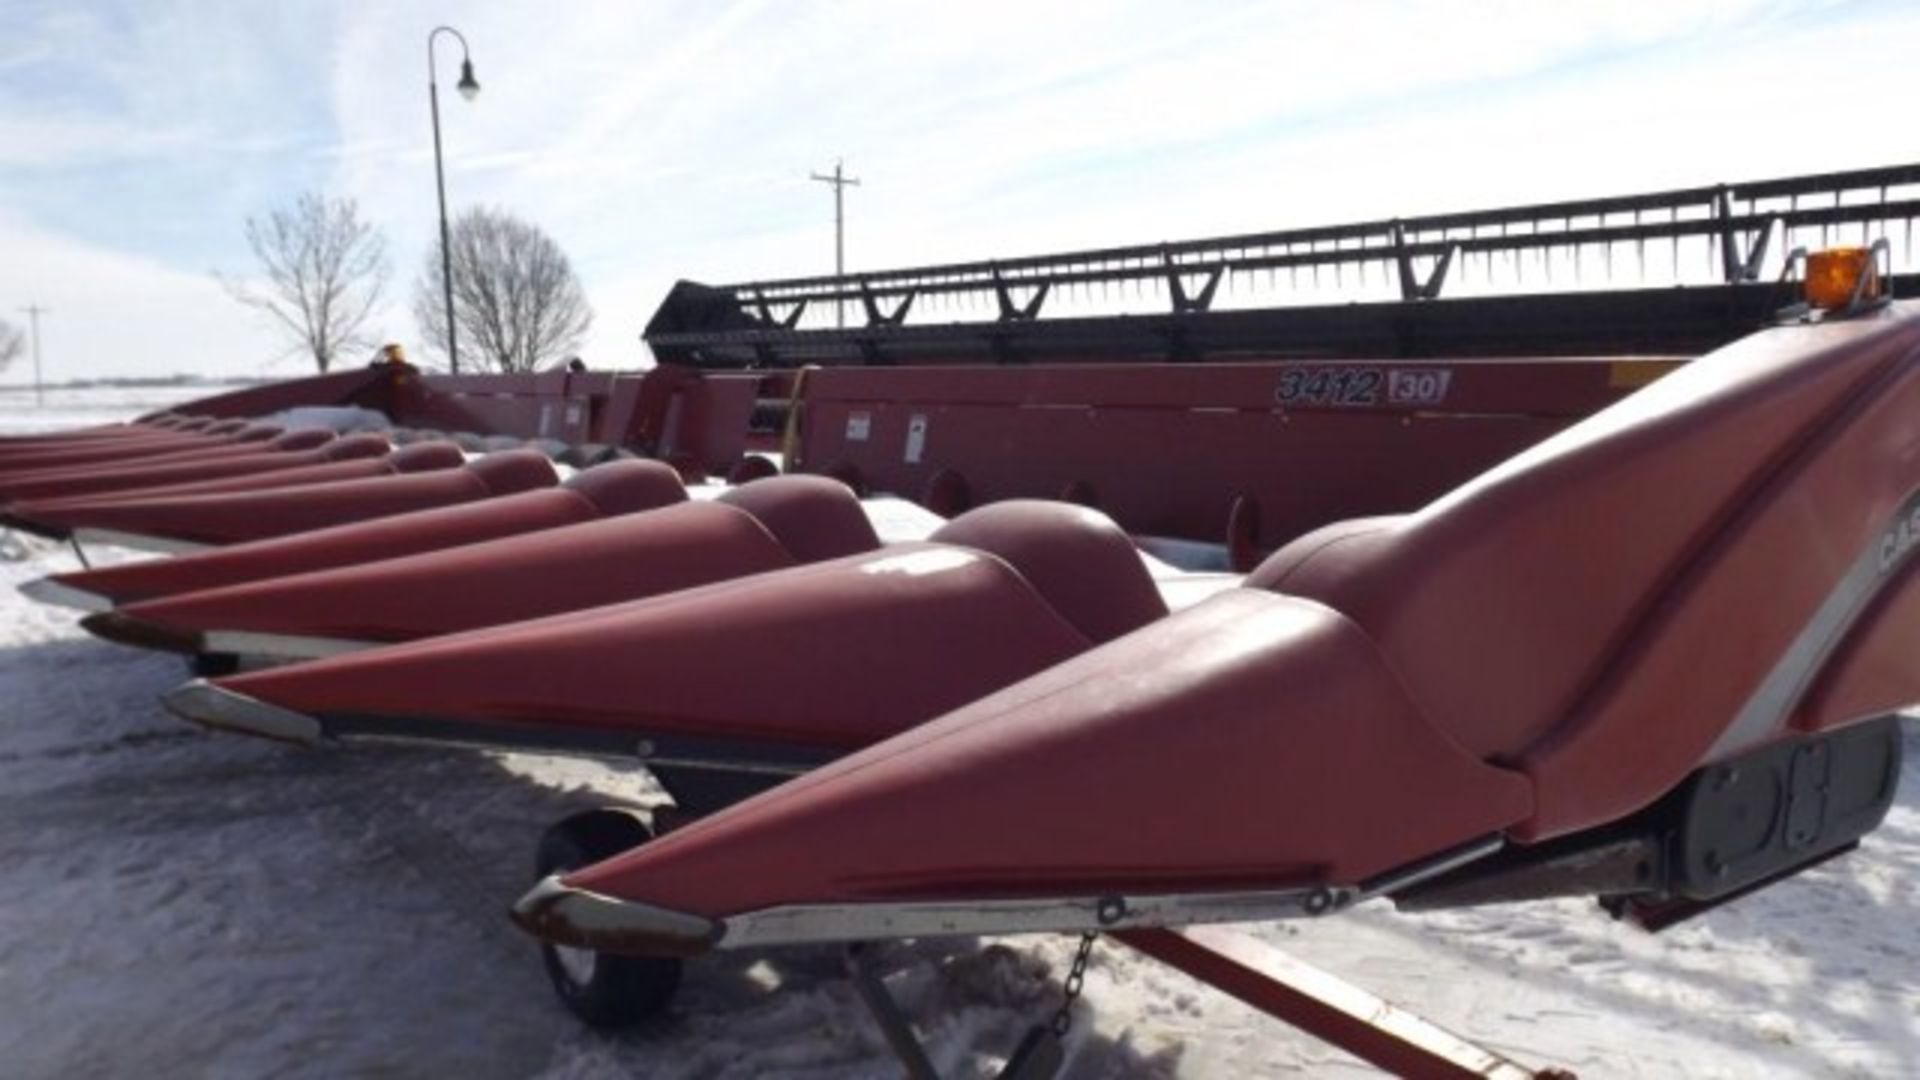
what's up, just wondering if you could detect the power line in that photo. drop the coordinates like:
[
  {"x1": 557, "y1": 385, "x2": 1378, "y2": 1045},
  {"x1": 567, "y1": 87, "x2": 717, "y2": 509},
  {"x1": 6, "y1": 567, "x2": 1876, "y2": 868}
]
[
  {"x1": 18, "y1": 304, "x2": 47, "y2": 408},
  {"x1": 809, "y1": 159, "x2": 860, "y2": 327}
]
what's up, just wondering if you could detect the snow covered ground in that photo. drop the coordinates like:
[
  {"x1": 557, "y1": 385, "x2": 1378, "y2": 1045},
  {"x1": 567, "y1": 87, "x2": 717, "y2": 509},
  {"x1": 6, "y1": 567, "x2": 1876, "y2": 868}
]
[
  {"x1": 0, "y1": 394, "x2": 1915, "y2": 1078},
  {"x1": 0, "y1": 385, "x2": 222, "y2": 436}
]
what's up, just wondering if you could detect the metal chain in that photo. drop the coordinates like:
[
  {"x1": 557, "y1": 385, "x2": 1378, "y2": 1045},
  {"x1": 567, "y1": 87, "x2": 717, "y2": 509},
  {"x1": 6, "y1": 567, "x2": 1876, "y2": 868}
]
[{"x1": 1049, "y1": 933, "x2": 1099, "y2": 1037}]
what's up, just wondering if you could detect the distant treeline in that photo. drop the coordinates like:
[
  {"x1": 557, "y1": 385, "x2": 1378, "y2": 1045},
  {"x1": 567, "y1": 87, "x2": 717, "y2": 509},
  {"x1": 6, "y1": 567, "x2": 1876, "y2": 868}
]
[{"x1": 0, "y1": 376, "x2": 272, "y2": 391}]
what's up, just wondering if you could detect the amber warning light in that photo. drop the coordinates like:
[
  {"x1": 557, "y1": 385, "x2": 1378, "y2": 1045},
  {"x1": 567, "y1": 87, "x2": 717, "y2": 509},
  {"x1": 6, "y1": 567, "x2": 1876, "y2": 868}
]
[{"x1": 1805, "y1": 246, "x2": 1880, "y2": 310}]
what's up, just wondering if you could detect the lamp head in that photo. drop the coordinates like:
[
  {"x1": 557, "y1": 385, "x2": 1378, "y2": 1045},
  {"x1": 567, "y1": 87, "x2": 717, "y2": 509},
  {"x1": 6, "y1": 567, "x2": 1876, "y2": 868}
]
[{"x1": 457, "y1": 59, "x2": 480, "y2": 101}]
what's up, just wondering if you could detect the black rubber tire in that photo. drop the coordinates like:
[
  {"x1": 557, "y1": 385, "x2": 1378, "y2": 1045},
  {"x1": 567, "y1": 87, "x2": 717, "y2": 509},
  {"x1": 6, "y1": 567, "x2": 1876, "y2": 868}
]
[
  {"x1": 188, "y1": 652, "x2": 240, "y2": 678},
  {"x1": 534, "y1": 810, "x2": 683, "y2": 1028}
]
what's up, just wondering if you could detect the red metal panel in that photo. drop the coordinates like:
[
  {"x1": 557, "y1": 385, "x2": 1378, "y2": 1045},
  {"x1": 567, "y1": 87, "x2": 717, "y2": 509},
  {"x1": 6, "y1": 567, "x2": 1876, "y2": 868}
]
[
  {"x1": 398, "y1": 373, "x2": 556, "y2": 437},
  {"x1": 555, "y1": 371, "x2": 617, "y2": 443},
  {"x1": 669, "y1": 373, "x2": 765, "y2": 476},
  {"x1": 0, "y1": 430, "x2": 233, "y2": 471},
  {"x1": 392, "y1": 371, "x2": 621, "y2": 443},
  {"x1": 1798, "y1": 559, "x2": 1920, "y2": 730},
  {"x1": 0, "y1": 436, "x2": 390, "y2": 504},
  {"x1": 1517, "y1": 321, "x2": 1920, "y2": 837},
  {"x1": 210, "y1": 540, "x2": 1097, "y2": 751},
  {"x1": 389, "y1": 367, "x2": 749, "y2": 454},
  {"x1": 562, "y1": 590, "x2": 1529, "y2": 915},
  {"x1": 1233, "y1": 313, "x2": 1920, "y2": 841},
  {"x1": 48, "y1": 487, "x2": 595, "y2": 607},
  {"x1": 133, "y1": 366, "x2": 398, "y2": 422},
  {"x1": 609, "y1": 367, "x2": 695, "y2": 451},
  {"x1": 16, "y1": 458, "x2": 398, "y2": 516},
  {"x1": 38, "y1": 452, "x2": 545, "y2": 547},
  {"x1": 593, "y1": 368, "x2": 774, "y2": 474},
  {"x1": 0, "y1": 425, "x2": 285, "y2": 476},
  {"x1": 528, "y1": 312, "x2": 1912, "y2": 924},
  {"x1": 118, "y1": 501, "x2": 800, "y2": 646},
  {"x1": 594, "y1": 373, "x2": 655, "y2": 446},
  {"x1": 791, "y1": 358, "x2": 1668, "y2": 548}
]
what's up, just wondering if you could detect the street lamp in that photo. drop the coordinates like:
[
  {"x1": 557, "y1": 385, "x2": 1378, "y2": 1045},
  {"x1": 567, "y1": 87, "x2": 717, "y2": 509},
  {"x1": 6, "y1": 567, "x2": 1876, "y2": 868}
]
[{"x1": 428, "y1": 25, "x2": 480, "y2": 374}]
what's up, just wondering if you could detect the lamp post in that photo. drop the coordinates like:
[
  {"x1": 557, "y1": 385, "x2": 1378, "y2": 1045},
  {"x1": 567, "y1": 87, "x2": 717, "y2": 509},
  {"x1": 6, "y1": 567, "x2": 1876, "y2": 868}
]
[{"x1": 428, "y1": 25, "x2": 480, "y2": 374}]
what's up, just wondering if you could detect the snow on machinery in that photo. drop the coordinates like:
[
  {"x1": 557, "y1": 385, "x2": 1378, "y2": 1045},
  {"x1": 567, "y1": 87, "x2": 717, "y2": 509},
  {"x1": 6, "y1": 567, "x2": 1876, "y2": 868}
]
[{"x1": 12, "y1": 163, "x2": 1920, "y2": 1077}]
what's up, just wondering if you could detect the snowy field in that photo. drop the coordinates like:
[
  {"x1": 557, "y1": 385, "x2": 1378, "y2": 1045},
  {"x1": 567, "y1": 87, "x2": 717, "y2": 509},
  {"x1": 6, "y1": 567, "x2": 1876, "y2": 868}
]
[
  {"x1": 0, "y1": 385, "x2": 225, "y2": 436},
  {"x1": 0, "y1": 393, "x2": 1915, "y2": 1078}
]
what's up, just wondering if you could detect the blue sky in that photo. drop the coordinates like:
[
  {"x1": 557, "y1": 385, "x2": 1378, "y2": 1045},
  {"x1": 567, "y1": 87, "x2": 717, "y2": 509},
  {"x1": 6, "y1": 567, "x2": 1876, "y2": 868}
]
[{"x1": 2, "y1": 0, "x2": 1917, "y2": 378}]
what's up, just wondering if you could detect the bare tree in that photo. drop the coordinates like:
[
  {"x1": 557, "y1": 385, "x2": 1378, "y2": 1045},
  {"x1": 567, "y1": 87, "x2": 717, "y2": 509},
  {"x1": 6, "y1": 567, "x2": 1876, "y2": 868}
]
[
  {"x1": 222, "y1": 193, "x2": 388, "y2": 373},
  {"x1": 412, "y1": 206, "x2": 593, "y2": 373},
  {"x1": 0, "y1": 319, "x2": 21, "y2": 374}
]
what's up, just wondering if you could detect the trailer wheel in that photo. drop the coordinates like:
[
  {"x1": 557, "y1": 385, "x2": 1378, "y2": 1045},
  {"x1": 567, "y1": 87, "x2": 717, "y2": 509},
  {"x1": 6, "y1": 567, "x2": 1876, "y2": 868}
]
[
  {"x1": 534, "y1": 809, "x2": 683, "y2": 1028},
  {"x1": 188, "y1": 653, "x2": 240, "y2": 677}
]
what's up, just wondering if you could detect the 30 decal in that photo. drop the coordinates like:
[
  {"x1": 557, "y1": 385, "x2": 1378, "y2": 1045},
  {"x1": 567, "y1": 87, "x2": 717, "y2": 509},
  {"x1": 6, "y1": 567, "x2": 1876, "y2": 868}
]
[{"x1": 1387, "y1": 368, "x2": 1452, "y2": 405}]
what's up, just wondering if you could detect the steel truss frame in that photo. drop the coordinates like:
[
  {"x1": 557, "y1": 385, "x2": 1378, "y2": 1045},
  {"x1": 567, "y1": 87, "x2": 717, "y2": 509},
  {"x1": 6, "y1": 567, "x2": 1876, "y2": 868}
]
[{"x1": 645, "y1": 163, "x2": 1920, "y2": 367}]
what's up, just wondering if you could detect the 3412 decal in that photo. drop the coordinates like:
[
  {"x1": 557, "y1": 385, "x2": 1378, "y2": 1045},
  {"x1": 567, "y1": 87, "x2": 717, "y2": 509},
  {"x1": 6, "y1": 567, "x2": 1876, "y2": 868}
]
[{"x1": 1275, "y1": 367, "x2": 1452, "y2": 407}]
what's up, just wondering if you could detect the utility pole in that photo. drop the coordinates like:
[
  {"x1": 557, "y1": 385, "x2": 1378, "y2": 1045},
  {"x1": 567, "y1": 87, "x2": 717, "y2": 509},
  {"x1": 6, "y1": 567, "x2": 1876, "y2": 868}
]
[
  {"x1": 18, "y1": 304, "x2": 47, "y2": 408},
  {"x1": 809, "y1": 159, "x2": 860, "y2": 327}
]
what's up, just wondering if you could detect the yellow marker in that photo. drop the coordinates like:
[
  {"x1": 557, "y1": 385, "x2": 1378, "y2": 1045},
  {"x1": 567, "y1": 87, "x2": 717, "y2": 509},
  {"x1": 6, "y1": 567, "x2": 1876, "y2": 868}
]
[{"x1": 1805, "y1": 247, "x2": 1877, "y2": 311}]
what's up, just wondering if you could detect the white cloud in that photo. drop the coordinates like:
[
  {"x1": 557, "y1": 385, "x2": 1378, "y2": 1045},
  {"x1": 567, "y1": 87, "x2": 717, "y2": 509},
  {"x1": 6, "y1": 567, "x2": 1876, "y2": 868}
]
[
  {"x1": 3, "y1": 0, "x2": 1917, "y2": 376},
  {"x1": 0, "y1": 211, "x2": 293, "y2": 382}
]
